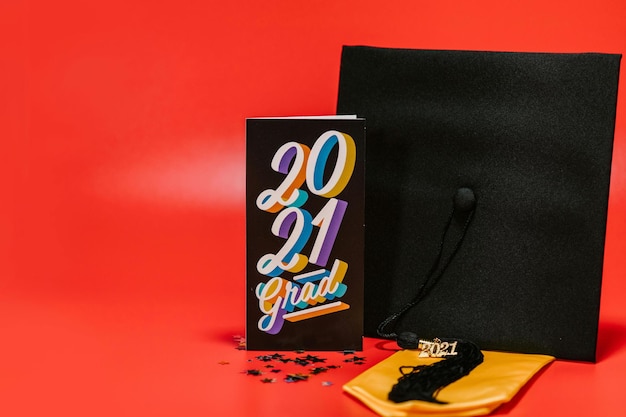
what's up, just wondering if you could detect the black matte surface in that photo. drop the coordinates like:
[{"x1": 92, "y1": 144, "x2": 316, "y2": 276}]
[{"x1": 337, "y1": 46, "x2": 621, "y2": 361}]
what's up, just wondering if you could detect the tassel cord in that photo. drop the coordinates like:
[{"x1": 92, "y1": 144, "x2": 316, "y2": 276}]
[{"x1": 377, "y1": 206, "x2": 475, "y2": 340}]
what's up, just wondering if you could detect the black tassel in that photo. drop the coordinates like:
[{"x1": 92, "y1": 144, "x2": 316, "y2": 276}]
[
  {"x1": 388, "y1": 338, "x2": 484, "y2": 403},
  {"x1": 377, "y1": 188, "x2": 483, "y2": 403}
]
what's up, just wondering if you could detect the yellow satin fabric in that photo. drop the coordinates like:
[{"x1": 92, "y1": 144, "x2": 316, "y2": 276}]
[{"x1": 343, "y1": 350, "x2": 554, "y2": 417}]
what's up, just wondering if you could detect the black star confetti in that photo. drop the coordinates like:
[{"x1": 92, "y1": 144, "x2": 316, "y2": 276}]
[
  {"x1": 344, "y1": 355, "x2": 366, "y2": 364},
  {"x1": 260, "y1": 378, "x2": 276, "y2": 384},
  {"x1": 304, "y1": 354, "x2": 326, "y2": 363},
  {"x1": 310, "y1": 367, "x2": 329, "y2": 375},
  {"x1": 294, "y1": 357, "x2": 311, "y2": 366},
  {"x1": 245, "y1": 369, "x2": 263, "y2": 376},
  {"x1": 284, "y1": 373, "x2": 309, "y2": 383}
]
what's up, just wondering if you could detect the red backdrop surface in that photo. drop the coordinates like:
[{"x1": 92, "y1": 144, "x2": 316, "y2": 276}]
[{"x1": 1, "y1": 1, "x2": 626, "y2": 416}]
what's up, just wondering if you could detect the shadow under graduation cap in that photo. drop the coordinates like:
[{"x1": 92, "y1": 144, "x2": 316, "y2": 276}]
[{"x1": 336, "y1": 45, "x2": 621, "y2": 362}]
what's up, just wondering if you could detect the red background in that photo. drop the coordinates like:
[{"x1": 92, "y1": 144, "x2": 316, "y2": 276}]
[{"x1": 1, "y1": 1, "x2": 626, "y2": 416}]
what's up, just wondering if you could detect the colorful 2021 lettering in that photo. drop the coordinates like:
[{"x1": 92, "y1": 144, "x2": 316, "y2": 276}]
[{"x1": 254, "y1": 130, "x2": 356, "y2": 334}]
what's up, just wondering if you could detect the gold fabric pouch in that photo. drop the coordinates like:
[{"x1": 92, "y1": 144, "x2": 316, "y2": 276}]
[{"x1": 343, "y1": 350, "x2": 554, "y2": 417}]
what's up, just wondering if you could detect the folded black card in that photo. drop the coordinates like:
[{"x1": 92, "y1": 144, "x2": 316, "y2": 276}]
[
  {"x1": 246, "y1": 117, "x2": 365, "y2": 351},
  {"x1": 337, "y1": 46, "x2": 621, "y2": 361}
]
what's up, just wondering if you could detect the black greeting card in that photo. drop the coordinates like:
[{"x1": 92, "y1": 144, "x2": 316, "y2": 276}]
[{"x1": 246, "y1": 117, "x2": 365, "y2": 351}]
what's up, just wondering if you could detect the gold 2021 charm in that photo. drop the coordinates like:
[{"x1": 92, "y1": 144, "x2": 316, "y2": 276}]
[{"x1": 417, "y1": 338, "x2": 459, "y2": 358}]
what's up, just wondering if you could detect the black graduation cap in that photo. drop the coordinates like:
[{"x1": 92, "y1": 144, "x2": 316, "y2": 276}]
[{"x1": 336, "y1": 46, "x2": 621, "y2": 362}]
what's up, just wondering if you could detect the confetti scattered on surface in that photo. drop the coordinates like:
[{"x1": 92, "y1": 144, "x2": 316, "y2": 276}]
[
  {"x1": 217, "y1": 361, "x2": 230, "y2": 365},
  {"x1": 229, "y1": 343, "x2": 366, "y2": 385}
]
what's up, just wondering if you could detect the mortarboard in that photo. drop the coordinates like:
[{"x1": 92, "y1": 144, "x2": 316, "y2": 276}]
[{"x1": 336, "y1": 46, "x2": 621, "y2": 361}]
